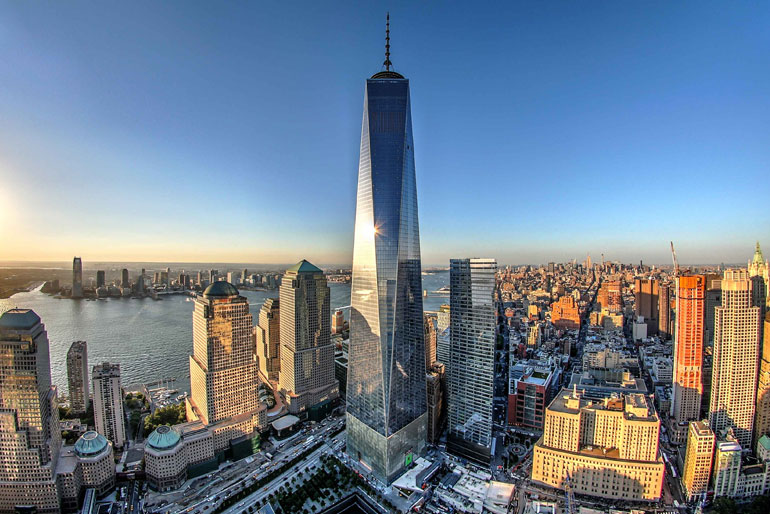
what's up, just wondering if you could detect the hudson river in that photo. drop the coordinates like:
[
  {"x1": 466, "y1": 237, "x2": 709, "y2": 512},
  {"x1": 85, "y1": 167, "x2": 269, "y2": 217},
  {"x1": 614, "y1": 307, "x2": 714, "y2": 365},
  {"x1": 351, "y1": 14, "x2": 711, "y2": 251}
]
[{"x1": 0, "y1": 271, "x2": 449, "y2": 395}]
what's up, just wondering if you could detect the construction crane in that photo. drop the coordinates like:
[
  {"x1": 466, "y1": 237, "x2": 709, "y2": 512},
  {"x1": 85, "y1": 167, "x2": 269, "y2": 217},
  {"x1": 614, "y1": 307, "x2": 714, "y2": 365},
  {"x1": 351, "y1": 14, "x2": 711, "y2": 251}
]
[
  {"x1": 670, "y1": 241, "x2": 680, "y2": 277},
  {"x1": 564, "y1": 471, "x2": 576, "y2": 514}
]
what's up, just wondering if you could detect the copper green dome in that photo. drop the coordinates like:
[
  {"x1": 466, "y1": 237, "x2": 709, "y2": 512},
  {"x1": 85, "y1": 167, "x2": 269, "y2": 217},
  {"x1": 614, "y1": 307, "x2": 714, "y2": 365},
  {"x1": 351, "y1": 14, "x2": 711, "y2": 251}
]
[
  {"x1": 203, "y1": 281, "x2": 239, "y2": 298},
  {"x1": 147, "y1": 425, "x2": 181, "y2": 450},
  {"x1": 74, "y1": 431, "x2": 109, "y2": 457}
]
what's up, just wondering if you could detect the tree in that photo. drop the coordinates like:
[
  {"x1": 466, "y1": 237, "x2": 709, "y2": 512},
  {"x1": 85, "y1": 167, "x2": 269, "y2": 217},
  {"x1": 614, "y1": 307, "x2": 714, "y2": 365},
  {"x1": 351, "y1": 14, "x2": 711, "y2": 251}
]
[
  {"x1": 144, "y1": 403, "x2": 186, "y2": 432},
  {"x1": 711, "y1": 497, "x2": 737, "y2": 514}
]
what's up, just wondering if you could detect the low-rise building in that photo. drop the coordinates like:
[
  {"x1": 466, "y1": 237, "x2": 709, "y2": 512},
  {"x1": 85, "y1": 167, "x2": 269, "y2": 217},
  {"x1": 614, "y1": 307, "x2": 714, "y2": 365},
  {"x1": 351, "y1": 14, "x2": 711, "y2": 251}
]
[{"x1": 144, "y1": 423, "x2": 215, "y2": 492}]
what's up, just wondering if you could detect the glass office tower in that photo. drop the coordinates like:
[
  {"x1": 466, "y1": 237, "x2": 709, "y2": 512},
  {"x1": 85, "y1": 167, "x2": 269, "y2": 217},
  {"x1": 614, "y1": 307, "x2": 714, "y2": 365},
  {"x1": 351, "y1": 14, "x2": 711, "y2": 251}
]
[
  {"x1": 447, "y1": 258, "x2": 497, "y2": 464},
  {"x1": 346, "y1": 65, "x2": 427, "y2": 483}
]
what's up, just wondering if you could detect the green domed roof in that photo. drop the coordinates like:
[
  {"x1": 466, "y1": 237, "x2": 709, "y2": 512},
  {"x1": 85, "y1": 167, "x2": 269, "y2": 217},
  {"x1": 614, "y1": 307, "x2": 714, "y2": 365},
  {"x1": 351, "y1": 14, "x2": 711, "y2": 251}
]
[
  {"x1": 147, "y1": 425, "x2": 181, "y2": 450},
  {"x1": 74, "y1": 431, "x2": 109, "y2": 457},
  {"x1": 203, "y1": 281, "x2": 239, "y2": 298}
]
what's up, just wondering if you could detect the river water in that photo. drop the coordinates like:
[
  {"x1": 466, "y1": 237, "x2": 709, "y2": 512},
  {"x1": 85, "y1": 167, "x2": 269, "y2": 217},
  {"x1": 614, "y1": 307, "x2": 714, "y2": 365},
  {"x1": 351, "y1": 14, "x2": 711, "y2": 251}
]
[{"x1": 0, "y1": 271, "x2": 449, "y2": 394}]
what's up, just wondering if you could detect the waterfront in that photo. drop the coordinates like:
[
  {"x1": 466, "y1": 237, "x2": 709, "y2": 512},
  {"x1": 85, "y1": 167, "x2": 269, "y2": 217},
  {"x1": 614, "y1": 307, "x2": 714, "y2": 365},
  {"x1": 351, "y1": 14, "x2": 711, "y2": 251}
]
[{"x1": 0, "y1": 271, "x2": 449, "y2": 395}]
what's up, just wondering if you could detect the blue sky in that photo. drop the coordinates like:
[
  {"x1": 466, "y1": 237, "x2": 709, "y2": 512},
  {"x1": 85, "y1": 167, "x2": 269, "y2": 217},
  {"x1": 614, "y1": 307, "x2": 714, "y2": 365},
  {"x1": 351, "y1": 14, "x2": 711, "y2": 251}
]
[{"x1": 1, "y1": 1, "x2": 768, "y2": 266}]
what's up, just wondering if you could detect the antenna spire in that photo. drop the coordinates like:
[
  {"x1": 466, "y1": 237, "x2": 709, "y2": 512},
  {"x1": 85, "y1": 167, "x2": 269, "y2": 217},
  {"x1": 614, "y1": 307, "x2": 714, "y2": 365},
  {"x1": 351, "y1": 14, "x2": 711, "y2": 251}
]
[{"x1": 384, "y1": 13, "x2": 392, "y2": 71}]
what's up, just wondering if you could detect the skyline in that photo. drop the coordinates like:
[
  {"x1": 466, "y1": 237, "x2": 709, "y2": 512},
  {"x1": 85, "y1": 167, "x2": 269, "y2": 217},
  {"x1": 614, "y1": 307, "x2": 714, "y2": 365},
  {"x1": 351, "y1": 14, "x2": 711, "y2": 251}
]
[{"x1": 2, "y1": 1, "x2": 769, "y2": 264}]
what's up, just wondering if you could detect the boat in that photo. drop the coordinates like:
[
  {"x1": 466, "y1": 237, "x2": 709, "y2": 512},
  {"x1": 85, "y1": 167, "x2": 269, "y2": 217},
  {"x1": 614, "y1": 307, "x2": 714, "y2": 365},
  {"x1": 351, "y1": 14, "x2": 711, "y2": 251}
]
[{"x1": 433, "y1": 286, "x2": 450, "y2": 295}]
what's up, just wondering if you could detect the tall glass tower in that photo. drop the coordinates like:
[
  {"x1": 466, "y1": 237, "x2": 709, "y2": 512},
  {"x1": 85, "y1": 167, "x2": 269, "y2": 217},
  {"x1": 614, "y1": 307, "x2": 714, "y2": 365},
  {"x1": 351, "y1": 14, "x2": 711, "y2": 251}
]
[{"x1": 346, "y1": 17, "x2": 427, "y2": 484}]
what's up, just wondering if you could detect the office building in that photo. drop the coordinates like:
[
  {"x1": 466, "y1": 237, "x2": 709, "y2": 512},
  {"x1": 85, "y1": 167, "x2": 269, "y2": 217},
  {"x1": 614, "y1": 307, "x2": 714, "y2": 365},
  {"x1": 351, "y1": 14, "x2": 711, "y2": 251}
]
[
  {"x1": 426, "y1": 363, "x2": 445, "y2": 444},
  {"x1": 508, "y1": 361, "x2": 555, "y2": 430},
  {"x1": 346, "y1": 33, "x2": 428, "y2": 483},
  {"x1": 332, "y1": 309, "x2": 345, "y2": 334},
  {"x1": 709, "y1": 269, "x2": 762, "y2": 448},
  {"x1": 424, "y1": 313, "x2": 438, "y2": 370},
  {"x1": 437, "y1": 304, "x2": 451, "y2": 333},
  {"x1": 0, "y1": 309, "x2": 62, "y2": 513},
  {"x1": 670, "y1": 274, "x2": 705, "y2": 444},
  {"x1": 551, "y1": 295, "x2": 580, "y2": 331},
  {"x1": 121, "y1": 268, "x2": 129, "y2": 288},
  {"x1": 67, "y1": 341, "x2": 89, "y2": 414},
  {"x1": 531, "y1": 388, "x2": 664, "y2": 501},
  {"x1": 135, "y1": 268, "x2": 145, "y2": 294},
  {"x1": 447, "y1": 258, "x2": 497, "y2": 464},
  {"x1": 92, "y1": 362, "x2": 126, "y2": 449},
  {"x1": 681, "y1": 420, "x2": 715, "y2": 503},
  {"x1": 634, "y1": 278, "x2": 659, "y2": 335},
  {"x1": 72, "y1": 257, "x2": 83, "y2": 298},
  {"x1": 755, "y1": 313, "x2": 770, "y2": 449},
  {"x1": 96, "y1": 270, "x2": 105, "y2": 288},
  {"x1": 254, "y1": 298, "x2": 280, "y2": 383},
  {"x1": 709, "y1": 428, "x2": 770, "y2": 500},
  {"x1": 278, "y1": 260, "x2": 338, "y2": 415},
  {"x1": 148, "y1": 283, "x2": 266, "y2": 491},
  {"x1": 72, "y1": 431, "x2": 115, "y2": 496},
  {"x1": 186, "y1": 282, "x2": 262, "y2": 433},
  {"x1": 597, "y1": 280, "x2": 622, "y2": 312}
]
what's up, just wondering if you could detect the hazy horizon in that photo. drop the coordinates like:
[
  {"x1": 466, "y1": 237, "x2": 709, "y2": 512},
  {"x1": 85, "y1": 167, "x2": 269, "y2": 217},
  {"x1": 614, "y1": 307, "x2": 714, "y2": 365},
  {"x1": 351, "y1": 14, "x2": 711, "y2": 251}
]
[{"x1": 1, "y1": 2, "x2": 768, "y2": 265}]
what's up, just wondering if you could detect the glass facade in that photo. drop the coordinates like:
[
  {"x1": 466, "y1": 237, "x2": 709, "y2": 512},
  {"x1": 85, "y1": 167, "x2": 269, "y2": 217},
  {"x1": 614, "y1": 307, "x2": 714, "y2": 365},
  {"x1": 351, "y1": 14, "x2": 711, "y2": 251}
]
[
  {"x1": 447, "y1": 258, "x2": 497, "y2": 464},
  {"x1": 346, "y1": 76, "x2": 427, "y2": 483}
]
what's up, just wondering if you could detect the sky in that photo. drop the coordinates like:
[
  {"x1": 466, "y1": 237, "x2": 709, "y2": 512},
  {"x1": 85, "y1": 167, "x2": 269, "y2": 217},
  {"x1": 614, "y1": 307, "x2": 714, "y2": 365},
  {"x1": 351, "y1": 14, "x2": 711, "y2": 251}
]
[{"x1": 0, "y1": 1, "x2": 768, "y2": 266}]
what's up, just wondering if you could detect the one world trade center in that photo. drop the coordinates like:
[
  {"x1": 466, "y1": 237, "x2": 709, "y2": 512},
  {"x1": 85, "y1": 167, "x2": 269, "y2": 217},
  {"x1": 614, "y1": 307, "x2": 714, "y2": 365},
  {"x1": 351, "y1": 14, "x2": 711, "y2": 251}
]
[{"x1": 346, "y1": 16, "x2": 427, "y2": 483}]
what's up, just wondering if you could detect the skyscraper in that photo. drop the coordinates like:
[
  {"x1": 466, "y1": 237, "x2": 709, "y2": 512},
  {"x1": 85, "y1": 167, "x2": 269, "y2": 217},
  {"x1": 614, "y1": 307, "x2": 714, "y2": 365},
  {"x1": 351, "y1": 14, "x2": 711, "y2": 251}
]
[
  {"x1": 121, "y1": 268, "x2": 129, "y2": 288},
  {"x1": 0, "y1": 309, "x2": 62, "y2": 513},
  {"x1": 709, "y1": 269, "x2": 761, "y2": 448},
  {"x1": 749, "y1": 241, "x2": 769, "y2": 306},
  {"x1": 634, "y1": 278, "x2": 659, "y2": 335},
  {"x1": 72, "y1": 256, "x2": 83, "y2": 298},
  {"x1": 346, "y1": 19, "x2": 427, "y2": 483},
  {"x1": 67, "y1": 340, "x2": 89, "y2": 414},
  {"x1": 278, "y1": 260, "x2": 338, "y2": 415},
  {"x1": 424, "y1": 313, "x2": 438, "y2": 370},
  {"x1": 670, "y1": 274, "x2": 705, "y2": 444},
  {"x1": 704, "y1": 274, "x2": 722, "y2": 345},
  {"x1": 96, "y1": 270, "x2": 105, "y2": 288},
  {"x1": 658, "y1": 282, "x2": 672, "y2": 339},
  {"x1": 254, "y1": 298, "x2": 280, "y2": 383},
  {"x1": 92, "y1": 362, "x2": 126, "y2": 449},
  {"x1": 446, "y1": 258, "x2": 497, "y2": 463},
  {"x1": 187, "y1": 282, "x2": 259, "y2": 426},
  {"x1": 754, "y1": 313, "x2": 770, "y2": 449}
]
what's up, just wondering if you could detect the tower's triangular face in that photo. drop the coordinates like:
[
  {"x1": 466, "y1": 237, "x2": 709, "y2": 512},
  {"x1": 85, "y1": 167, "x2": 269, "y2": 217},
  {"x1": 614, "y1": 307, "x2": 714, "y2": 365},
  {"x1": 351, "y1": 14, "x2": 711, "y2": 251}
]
[{"x1": 346, "y1": 75, "x2": 427, "y2": 483}]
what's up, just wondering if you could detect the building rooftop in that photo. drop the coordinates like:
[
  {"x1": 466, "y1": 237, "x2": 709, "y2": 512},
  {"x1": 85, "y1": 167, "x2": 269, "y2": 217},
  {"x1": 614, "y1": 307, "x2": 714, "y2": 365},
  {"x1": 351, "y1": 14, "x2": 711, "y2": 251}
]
[
  {"x1": 758, "y1": 434, "x2": 770, "y2": 452},
  {"x1": 203, "y1": 281, "x2": 239, "y2": 298},
  {"x1": 74, "y1": 431, "x2": 110, "y2": 457},
  {"x1": 0, "y1": 308, "x2": 41, "y2": 330},
  {"x1": 271, "y1": 414, "x2": 300, "y2": 431},
  {"x1": 285, "y1": 259, "x2": 322, "y2": 274},
  {"x1": 146, "y1": 425, "x2": 182, "y2": 450}
]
